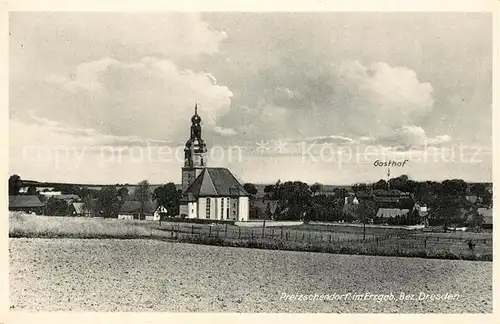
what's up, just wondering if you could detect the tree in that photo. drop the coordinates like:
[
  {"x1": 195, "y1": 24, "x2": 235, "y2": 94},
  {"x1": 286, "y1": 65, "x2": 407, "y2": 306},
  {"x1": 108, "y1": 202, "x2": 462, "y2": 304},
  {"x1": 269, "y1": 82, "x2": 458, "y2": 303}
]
[
  {"x1": 249, "y1": 206, "x2": 263, "y2": 219},
  {"x1": 273, "y1": 181, "x2": 311, "y2": 220},
  {"x1": 44, "y1": 197, "x2": 70, "y2": 216},
  {"x1": 243, "y1": 183, "x2": 258, "y2": 195},
  {"x1": 263, "y1": 185, "x2": 274, "y2": 193},
  {"x1": 466, "y1": 208, "x2": 484, "y2": 229},
  {"x1": 441, "y1": 179, "x2": 467, "y2": 197},
  {"x1": 153, "y1": 183, "x2": 181, "y2": 217},
  {"x1": 118, "y1": 187, "x2": 129, "y2": 201},
  {"x1": 470, "y1": 183, "x2": 492, "y2": 207},
  {"x1": 431, "y1": 194, "x2": 463, "y2": 228},
  {"x1": 27, "y1": 186, "x2": 37, "y2": 195},
  {"x1": 53, "y1": 184, "x2": 80, "y2": 195},
  {"x1": 310, "y1": 182, "x2": 322, "y2": 196},
  {"x1": 388, "y1": 174, "x2": 416, "y2": 192},
  {"x1": 482, "y1": 191, "x2": 493, "y2": 207},
  {"x1": 357, "y1": 200, "x2": 377, "y2": 240},
  {"x1": 9, "y1": 174, "x2": 23, "y2": 196},
  {"x1": 134, "y1": 180, "x2": 151, "y2": 220},
  {"x1": 83, "y1": 192, "x2": 94, "y2": 217},
  {"x1": 97, "y1": 186, "x2": 121, "y2": 218},
  {"x1": 373, "y1": 179, "x2": 388, "y2": 190},
  {"x1": 264, "y1": 202, "x2": 273, "y2": 219},
  {"x1": 352, "y1": 183, "x2": 368, "y2": 193}
]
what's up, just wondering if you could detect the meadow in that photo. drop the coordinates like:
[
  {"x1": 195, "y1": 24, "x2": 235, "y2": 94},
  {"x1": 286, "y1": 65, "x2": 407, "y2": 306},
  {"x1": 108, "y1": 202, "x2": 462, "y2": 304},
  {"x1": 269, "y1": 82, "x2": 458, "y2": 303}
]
[{"x1": 9, "y1": 212, "x2": 493, "y2": 260}]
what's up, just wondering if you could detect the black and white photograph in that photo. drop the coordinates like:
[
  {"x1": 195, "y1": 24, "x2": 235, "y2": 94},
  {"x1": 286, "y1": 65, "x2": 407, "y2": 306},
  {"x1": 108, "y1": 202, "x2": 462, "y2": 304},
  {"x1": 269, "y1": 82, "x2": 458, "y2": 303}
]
[{"x1": 5, "y1": 4, "x2": 497, "y2": 315}]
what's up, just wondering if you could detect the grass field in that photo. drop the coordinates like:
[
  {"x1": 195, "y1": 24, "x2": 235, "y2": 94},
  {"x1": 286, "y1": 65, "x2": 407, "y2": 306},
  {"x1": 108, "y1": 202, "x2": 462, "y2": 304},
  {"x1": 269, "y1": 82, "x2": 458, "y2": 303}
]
[
  {"x1": 9, "y1": 238, "x2": 492, "y2": 312},
  {"x1": 9, "y1": 212, "x2": 155, "y2": 238},
  {"x1": 9, "y1": 213, "x2": 493, "y2": 260}
]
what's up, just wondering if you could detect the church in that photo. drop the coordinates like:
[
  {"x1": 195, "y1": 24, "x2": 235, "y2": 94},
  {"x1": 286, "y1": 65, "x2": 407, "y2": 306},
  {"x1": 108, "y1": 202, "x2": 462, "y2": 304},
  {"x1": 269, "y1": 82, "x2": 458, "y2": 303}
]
[{"x1": 179, "y1": 104, "x2": 249, "y2": 221}]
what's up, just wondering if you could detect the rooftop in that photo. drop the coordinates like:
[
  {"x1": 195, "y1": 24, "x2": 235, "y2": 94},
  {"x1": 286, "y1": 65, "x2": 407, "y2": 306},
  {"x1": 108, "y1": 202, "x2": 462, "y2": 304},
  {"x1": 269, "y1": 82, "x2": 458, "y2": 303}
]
[
  {"x1": 9, "y1": 195, "x2": 45, "y2": 208},
  {"x1": 184, "y1": 167, "x2": 249, "y2": 198}
]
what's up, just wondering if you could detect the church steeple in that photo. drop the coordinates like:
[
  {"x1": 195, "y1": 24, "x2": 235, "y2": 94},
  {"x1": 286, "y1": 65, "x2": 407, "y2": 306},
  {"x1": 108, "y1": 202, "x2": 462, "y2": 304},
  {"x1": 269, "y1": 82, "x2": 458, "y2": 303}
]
[{"x1": 183, "y1": 103, "x2": 207, "y2": 178}]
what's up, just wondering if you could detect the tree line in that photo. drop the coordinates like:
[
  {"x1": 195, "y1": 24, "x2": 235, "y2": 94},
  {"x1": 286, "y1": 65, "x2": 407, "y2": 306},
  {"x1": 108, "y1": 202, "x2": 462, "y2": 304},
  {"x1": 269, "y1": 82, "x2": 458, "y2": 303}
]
[
  {"x1": 9, "y1": 175, "x2": 182, "y2": 219},
  {"x1": 244, "y1": 175, "x2": 492, "y2": 227}
]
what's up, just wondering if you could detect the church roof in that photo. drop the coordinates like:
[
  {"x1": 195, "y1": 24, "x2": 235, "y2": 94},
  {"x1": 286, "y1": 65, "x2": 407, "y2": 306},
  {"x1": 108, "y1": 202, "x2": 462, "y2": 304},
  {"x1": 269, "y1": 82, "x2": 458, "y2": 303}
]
[{"x1": 184, "y1": 168, "x2": 249, "y2": 198}]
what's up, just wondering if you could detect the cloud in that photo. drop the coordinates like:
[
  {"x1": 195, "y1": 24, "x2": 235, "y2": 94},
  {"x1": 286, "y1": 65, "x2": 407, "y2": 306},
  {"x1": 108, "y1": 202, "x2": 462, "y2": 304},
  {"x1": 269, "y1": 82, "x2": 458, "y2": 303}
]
[
  {"x1": 332, "y1": 61, "x2": 434, "y2": 136},
  {"x1": 371, "y1": 125, "x2": 452, "y2": 150},
  {"x1": 10, "y1": 13, "x2": 227, "y2": 76},
  {"x1": 213, "y1": 126, "x2": 237, "y2": 136},
  {"x1": 225, "y1": 60, "x2": 435, "y2": 145},
  {"x1": 297, "y1": 135, "x2": 359, "y2": 145},
  {"x1": 28, "y1": 57, "x2": 233, "y2": 143}
]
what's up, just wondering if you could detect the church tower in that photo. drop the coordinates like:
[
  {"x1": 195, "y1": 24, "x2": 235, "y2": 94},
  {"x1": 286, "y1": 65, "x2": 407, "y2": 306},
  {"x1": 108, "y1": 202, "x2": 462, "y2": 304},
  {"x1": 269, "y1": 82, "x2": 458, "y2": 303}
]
[{"x1": 181, "y1": 103, "x2": 207, "y2": 192}]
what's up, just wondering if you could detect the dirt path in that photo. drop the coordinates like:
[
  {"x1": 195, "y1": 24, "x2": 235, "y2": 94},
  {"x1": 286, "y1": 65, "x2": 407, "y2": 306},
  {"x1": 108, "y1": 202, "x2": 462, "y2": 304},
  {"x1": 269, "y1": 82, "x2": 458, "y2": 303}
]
[{"x1": 9, "y1": 238, "x2": 492, "y2": 312}]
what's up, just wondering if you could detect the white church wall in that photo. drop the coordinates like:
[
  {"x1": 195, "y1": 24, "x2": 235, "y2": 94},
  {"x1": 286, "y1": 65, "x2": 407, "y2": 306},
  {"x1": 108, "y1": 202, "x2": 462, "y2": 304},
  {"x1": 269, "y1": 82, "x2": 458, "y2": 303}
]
[
  {"x1": 187, "y1": 201, "x2": 198, "y2": 219},
  {"x1": 238, "y1": 196, "x2": 249, "y2": 221}
]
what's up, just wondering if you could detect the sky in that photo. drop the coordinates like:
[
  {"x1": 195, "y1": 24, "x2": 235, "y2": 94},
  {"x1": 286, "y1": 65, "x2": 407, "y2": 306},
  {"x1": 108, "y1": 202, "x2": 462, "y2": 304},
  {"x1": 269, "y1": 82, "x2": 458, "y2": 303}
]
[{"x1": 9, "y1": 12, "x2": 493, "y2": 185}]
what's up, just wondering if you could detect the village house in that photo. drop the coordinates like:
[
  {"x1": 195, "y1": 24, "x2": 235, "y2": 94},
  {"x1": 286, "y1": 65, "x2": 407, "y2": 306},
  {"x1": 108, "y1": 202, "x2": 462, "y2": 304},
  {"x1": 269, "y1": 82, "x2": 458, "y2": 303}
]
[
  {"x1": 9, "y1": 195, "x2": 45, "y2": 214},
  {"x1": 117, "y1": 200, "x2": 167, "y2": 221},
  {"x1": 375, "y1": 208, "x2": 410, "y2": 219},
  {"x1": 477, "y1": 207, "x2": 493, "y2": 229},
  {"x1": 70, "y1": 202, "x2": 91, "y2": 217},
  {"x1": 179, "y1": 105, "x2": 249, "y2": 221}
]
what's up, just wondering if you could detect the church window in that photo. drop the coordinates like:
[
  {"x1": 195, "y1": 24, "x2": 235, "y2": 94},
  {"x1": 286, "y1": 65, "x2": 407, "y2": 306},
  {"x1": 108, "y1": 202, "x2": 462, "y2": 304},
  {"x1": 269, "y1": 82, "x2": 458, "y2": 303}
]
[{"x1": 206, "y1": 198, "x2": 211, "y2": 218}]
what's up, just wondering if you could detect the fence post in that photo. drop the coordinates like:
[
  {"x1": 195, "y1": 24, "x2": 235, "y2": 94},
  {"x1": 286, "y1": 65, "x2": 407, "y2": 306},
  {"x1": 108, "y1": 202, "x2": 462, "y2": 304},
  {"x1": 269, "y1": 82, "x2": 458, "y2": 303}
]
[
  {"x1": 281, "y1": 227, "x2": 283, "y2": 240},
  {"x1": 238, "y1": 227, "x2": 241, "y2": 239},
  {"x1": 329, "y1": 234, "x2": 331, "y2": 243},
  {"x1": 251, "y1": 229, "x2": 254, "y2": 240},
  {"x1": 286, "y1": 231, "x2": 288, "y2": 240},
  {"x1": 191, "y1": 225, "x2": 194, "y2": 235},
  {"x1": 302, "y1": 232, "x2": 305, "y2": 241},
  {"x1": 209, "y1": 225, "x2": 212, "y2": 237},
  {"x1": 272, "y1": 228, "x2": 275, "y2": 239},
  {"x1": 308, "y1": 233, "x2": 311, "y2": 244},
  {"x1": 262, "y1": 226, "x2": 265, "y2": 238},
  {"x1": 225, "y1": 223, "x2": 228, "y2": 238}
]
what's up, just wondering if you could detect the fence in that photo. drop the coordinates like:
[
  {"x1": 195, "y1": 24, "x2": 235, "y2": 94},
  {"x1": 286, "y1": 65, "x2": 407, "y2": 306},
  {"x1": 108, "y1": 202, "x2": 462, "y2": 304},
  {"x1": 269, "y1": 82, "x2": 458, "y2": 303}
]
[
  {"x1": 157, "y1": 223, "x2": 417, "y2": 244},
  {"x1": 154, "y1": 222, "x2": 492, "y2": 257}
]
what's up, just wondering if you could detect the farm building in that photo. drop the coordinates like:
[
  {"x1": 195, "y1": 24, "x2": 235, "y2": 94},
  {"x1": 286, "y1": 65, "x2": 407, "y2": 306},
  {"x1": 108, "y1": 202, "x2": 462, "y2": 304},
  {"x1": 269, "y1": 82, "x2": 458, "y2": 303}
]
[
  {"x1": 179, "y1": 104, "x2": 249, "y2": 221},
  {"x1": 71, "y1": 202, "x2": 90, "y2": 217},
  {"x1": 9, "y1": 195, "x2": 45, "y2": 214},
  {"x1": 52, "y1": 194, "x2": 81, "y2": 204},
  {"x1": 375, "y1": 208, "x2": 410, "y2": 219},
  {"x1": 478, "y1": 207, "x2": 493, "y2": 229},
  {"x1": 118, "y1": 201, "x2": 166, "y2": 220}
]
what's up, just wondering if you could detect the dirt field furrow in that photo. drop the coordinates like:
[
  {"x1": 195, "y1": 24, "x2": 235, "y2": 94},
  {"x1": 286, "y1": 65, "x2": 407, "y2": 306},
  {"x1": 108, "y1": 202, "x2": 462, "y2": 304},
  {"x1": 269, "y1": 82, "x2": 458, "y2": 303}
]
[{"x1": 9, "y1": 238, "x2": 492, "y2": 313}]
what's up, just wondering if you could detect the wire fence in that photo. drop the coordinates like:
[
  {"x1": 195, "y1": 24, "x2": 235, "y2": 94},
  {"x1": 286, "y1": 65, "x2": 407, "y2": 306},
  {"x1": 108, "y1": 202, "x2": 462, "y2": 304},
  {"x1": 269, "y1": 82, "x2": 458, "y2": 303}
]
[{"x1": 156, "y1": 223, "x2": 492, "y2": 248}]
